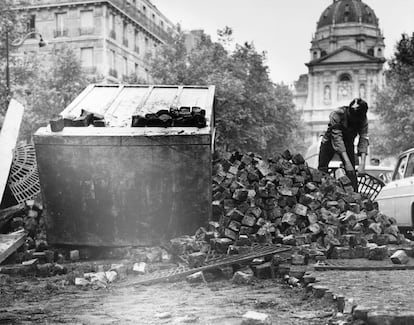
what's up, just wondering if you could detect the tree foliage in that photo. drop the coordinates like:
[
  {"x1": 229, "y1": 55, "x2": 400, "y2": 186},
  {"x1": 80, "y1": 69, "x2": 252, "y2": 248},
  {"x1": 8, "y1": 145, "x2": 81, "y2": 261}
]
[
  {"x1": 372, "y1": 33, "x2": 414, "y2": 157},
  {"x1": 1, "y1": 44, "x2": 91, "y2": 141},
  {"x1": 0, "y1": 0, "x2": 30, "y2": 112},
  {"x1": 149, "y1": 28, "x2": 303, "y2": 156}
]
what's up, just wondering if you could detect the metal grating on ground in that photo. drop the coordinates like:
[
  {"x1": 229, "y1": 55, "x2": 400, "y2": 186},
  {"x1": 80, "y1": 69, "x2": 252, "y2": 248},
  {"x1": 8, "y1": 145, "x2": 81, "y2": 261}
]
[
  {"x1": 314, "y1": 259, "x2": 414, "y2": 271},
  {"x1": 8, "y1": 143, "x2": 41, "y2": 204},
  {"x1": 133, "y1": 244, "x2": 291, "y2": 286}
]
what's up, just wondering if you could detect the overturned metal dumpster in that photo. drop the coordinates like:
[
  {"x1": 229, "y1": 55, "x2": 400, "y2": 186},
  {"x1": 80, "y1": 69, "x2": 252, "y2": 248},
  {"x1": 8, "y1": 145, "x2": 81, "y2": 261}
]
[{"x1": 33, "y1": 84, "x2": 215, "y2": 246}]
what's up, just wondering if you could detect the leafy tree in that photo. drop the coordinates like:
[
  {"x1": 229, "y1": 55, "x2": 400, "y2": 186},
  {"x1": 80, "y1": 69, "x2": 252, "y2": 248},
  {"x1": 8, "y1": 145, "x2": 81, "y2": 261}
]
[
  {"x1": 12, "y1": 45, "x2": 91, "y2": 140},
  {"x1": 0, "y1": 0, "x2": 30, "y2": 113},
  {"x1": 371, "y1": 33, "x2": 414, "y2": 157},
  {"x1": 149, "y1": 28, "x2": 303, "y2": 156}
]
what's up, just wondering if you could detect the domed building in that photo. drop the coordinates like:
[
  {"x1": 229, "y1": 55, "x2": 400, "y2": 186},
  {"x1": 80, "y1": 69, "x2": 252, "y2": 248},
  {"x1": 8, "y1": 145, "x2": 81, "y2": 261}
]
[{"x1": 295, "y1": 0, "x2": 386, "y2": 142}]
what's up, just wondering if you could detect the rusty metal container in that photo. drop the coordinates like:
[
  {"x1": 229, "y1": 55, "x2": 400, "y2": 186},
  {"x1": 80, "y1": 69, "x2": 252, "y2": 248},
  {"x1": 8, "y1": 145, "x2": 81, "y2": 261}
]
[{"x1": 33, "y1": 84, "x2": 215, "y2": 246}]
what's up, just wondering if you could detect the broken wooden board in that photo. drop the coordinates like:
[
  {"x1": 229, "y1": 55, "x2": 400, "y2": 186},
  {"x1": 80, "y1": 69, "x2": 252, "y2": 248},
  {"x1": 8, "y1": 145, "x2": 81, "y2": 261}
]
[
  {"x1": 0, "y1": 230, "x2": 26, "y2": 264},
  {"x1": 0, "y1": 204, "x2": 25, "y2": 232},
  {"x1": 0, "y1": 99, "x2": 25, "y2": 203}
]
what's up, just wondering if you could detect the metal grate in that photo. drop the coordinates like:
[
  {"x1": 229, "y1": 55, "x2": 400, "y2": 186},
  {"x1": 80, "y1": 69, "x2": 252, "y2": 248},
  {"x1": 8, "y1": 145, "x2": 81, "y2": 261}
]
[
  {"x1": 357, "y1": 172, "x2": 385, "y2": 201},
  {"x1": 133, "y1": 244, "x2": 291, "y2": 286},
  {"x1": 8, "y1": 143, "x2": 41, "y2": 204}
]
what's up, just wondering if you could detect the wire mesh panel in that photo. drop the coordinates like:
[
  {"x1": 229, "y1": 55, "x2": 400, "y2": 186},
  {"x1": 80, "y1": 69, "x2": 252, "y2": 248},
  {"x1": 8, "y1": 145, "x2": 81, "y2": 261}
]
[
  {"x1": 357, "y1": 173, "x2": 385, "y2": 201},
  {"x1": 8, "y1": 143, "x2": 41, "y2": 204}
]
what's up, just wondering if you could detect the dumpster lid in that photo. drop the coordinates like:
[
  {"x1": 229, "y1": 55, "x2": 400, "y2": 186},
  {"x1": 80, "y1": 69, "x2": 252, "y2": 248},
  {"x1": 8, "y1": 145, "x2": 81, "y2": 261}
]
[{"x1": 59, "y1": 84, "x2": 215, "y2": 129}]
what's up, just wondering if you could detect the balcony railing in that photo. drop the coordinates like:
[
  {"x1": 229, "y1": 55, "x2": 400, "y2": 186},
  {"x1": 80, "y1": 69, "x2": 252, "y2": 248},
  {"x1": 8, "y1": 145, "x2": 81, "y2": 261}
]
[
  {"x1": 109, "y1": 68, "x2": 118, "y2": 78},
  {"x1": 79, "y1": 27, "x2": 95, "y2": 36},
  {"x1": 122, "y1": 38, "x2": 128, "y2": 47},
  {"x1": 13, "y1": 0, "x2": 175, "y2": 43},
  {"x1": 109, "y1": 30, "x2": 116, "y2": 39},
  {"x1": 54, "y1": 29, "x2": 68, "y2": 38}
]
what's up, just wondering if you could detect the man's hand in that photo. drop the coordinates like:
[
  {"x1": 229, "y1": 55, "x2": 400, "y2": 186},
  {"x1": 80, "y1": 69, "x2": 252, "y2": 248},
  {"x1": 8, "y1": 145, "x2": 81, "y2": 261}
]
[{"x1": 358, "y1": 153, "x2": 367, "y2": 174}]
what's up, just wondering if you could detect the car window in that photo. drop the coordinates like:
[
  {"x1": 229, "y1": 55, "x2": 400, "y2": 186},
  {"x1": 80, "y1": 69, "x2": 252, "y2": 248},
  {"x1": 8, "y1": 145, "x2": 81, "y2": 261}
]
[
  {"x1": 393, "y1": 155, "x2": 408, "y2": 180},
  {"x1": 405, "y1": 153, "x2": 414, "y2": 177}
]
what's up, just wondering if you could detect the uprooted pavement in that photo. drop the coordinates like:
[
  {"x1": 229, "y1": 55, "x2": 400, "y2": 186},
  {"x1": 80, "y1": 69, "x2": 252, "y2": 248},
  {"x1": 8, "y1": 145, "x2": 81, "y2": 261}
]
[{"x1": 1, "y1": 149, "x2": 413, "y2": 323}]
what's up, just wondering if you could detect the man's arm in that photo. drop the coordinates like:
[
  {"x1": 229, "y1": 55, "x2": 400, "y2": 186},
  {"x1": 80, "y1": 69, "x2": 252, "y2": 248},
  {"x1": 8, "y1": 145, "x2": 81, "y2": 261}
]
[
  {"x1": 357, "y1": 118, "x2": 369, "y2": 173},
  {"x1": 330, "y1": 110, "x2": 354, "y2": 172}
]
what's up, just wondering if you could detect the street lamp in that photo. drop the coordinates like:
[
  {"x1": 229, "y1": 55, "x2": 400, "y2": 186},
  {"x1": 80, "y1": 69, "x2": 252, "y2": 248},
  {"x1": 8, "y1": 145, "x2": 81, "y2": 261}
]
[{"x1": 5, "y1": 30, "x2": 47, "y2": 98}]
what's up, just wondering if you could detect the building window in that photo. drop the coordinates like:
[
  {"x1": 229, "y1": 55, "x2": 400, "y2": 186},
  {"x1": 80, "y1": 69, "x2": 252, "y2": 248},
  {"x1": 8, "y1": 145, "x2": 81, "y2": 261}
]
[
  {"x1": 80, "y1": 47, "x2": 95, "y2": 73},
  {"x1": 160, "y1": 21, "x2": 164, "y2": 29},
  {"x1": 324, "y1": 85, "x2": 331, "y2": 102},
  {"x1": 134, "y1": 30, "x2": 139, "y2": 53},
  {"x1": 142, "y1": 5, "x2": 147, "y2": 15},
  {"x1": 109, "y1": 13, "x2": 116, "y2": 39},
  {"x1": 123, "y1": 22, "x2": 128, "y2": 47},
  {"x1": 338, "y1": 73, "x2": 352, "y2": 101},
  {"x1": 367, "y1": 48, "x2": 374, "y2": 56},
  {"x1": 27, "y1": 15, "x2": 36, "y2": 37},
  {"x1": 55, "y1": 12, "x2": 68, "y2": 37},
  {"x1": 377, "y1": 48, "x2": 382, "y2": 56},
  {"x1": 359, "y1": 84, "x2": 366, "y2": 98},
  {"x1": 135, "y1": 63, "x2": 139, "y2": 76},
  {"x1": 80, "y1": 10, "x2": 94, "y2": 35},
  {"x1": 110, "y1": 50, "x2": 116, "y2": 69},
  {"x1": 123, "y1": 56, "x2": 128, "y2": 78},
  {"x1": 152, "y1": 13, "x2": 155, "y2": 20},
  {"x1": 313, "y1": 51, "x2": 318, "y2": 59},
  {"x1": 109, "y1": 49, "x2": 117, "y2": 78}
]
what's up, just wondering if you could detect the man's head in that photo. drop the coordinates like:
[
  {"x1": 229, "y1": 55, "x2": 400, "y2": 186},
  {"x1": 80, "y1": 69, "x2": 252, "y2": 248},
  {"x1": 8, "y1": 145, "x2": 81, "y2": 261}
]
[{"x1": 349, "y1": 98, "x2": 368, "y2": 116}]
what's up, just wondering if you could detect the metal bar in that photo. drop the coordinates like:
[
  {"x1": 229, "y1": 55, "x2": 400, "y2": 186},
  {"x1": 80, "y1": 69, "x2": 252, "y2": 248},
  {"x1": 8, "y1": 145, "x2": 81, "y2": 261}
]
[{"x1": 133, "y1": 245, "x2": 291, "y2": 286}]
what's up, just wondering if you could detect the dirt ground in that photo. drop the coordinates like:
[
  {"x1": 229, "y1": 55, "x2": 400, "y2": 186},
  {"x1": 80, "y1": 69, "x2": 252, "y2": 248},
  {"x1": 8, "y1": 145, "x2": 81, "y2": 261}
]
[{"x1": 0, "y1": 270, "x2": 341, "y2": 325}]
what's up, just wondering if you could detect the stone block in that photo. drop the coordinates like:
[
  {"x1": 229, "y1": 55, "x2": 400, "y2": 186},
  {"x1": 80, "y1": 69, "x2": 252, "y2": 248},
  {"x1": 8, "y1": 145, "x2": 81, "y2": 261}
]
[
  {"x1": 368, "y1": 245, "x2": 388, "y2": 260},
  {"x1": 210, "y1": 238, "x2": 233, "y2": 254},
  {"x1": 291, "y1": 254, "x2": 306, "y2": 265},
  {"x1": 390, "y1": 250, "x2": 409, "y2": 264},
  {"x1": 251, "y1": 262, "x2": 272, "y2": 279},
  {"x1": 241, "y1": 311, "x2": 271, "y2": 325},
  {"x1": 188, "y1": 252, "x2": 206, "y2": 268},
  {"x1": 282, "y1": 212, "x2": 297, "y2": 225},
  {"x1": 242, "y1": 215, "x2": 257, "y2": 227},
  {"x1": 331, "y1": 247, "x2": 352, "y2": 259},
  {"x1": 224, "y1": 228, "x2": 238, "y2": 241},
  {"x1": 232, "y1": 271, "x2": 254, "y2": 285},
  {"x1": 294, "y1": 204, "x2": 307, "y2": 217},
  {"x1": 186, "y1": 271, "x2": 205, "y2": 283},
  {"x1": 69, "y1": 250, "x2": 80, "y2": 262}
]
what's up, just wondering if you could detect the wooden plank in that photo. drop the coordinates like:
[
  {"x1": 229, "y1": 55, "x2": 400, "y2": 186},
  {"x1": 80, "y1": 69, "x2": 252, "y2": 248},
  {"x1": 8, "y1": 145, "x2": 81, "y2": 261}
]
[
  {"x1": 0, "y1": 99, "x2": 24, "y2": 203},
  {"x1": 0, "y1": 204, "x2": 25, "y2": 231},
  {"x1": 0, "y1": 230, "x2": 26, "y2": 264}
]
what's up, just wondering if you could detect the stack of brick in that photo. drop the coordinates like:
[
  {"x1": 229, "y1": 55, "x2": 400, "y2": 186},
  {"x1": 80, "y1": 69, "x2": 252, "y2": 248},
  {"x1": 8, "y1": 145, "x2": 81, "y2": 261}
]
[{"x1": 209, "y1": 150, "x2": 405, "y2": 258}]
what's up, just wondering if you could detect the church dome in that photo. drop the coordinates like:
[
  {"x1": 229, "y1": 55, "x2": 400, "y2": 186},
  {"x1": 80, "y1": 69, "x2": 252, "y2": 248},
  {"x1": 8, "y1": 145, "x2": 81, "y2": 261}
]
[{"x1": 317, "y1": 0, "x2": 379, "y2": 29}]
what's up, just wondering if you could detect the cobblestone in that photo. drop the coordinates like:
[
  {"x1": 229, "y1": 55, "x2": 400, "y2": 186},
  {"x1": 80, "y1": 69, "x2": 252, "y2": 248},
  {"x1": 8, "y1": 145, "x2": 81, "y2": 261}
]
[{"x1": 311, "y1": 258, "x2": 414, "y2": 324}]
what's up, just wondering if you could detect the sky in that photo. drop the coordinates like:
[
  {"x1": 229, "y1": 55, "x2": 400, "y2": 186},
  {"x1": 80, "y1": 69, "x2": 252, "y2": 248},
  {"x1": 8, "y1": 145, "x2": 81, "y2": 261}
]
[{"x1": 152, "y1": 0, "x2": 414, "y2": 84}]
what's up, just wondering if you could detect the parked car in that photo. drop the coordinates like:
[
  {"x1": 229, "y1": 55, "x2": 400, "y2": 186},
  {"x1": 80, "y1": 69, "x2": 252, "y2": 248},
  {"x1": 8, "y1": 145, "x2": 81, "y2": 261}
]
[{"x1": 376, "y1": 148, "x2": 414, "y2": 228}]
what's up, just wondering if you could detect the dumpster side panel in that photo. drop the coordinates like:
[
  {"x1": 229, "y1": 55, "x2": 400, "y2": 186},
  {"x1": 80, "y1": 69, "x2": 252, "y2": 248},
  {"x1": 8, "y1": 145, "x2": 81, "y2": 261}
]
[{"x1": 34, "y1": 137, "x2": 212, "y2": 246}]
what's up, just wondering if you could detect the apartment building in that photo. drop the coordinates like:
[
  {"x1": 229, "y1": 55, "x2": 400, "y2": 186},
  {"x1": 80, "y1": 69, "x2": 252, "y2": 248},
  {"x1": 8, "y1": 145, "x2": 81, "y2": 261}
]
[{"x1": 13, "y1": 0, "x2": 177, "y2": 82}]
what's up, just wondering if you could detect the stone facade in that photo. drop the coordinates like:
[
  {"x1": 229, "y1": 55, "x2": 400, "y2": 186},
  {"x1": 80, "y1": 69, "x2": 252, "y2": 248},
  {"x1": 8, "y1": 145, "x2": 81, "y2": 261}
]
[
  {"x1": 294, "y1": 0, "x2": 386, "y2": 143},
  {"x1": 12, "y1": 0, "x2": 177, "y2": 82}
]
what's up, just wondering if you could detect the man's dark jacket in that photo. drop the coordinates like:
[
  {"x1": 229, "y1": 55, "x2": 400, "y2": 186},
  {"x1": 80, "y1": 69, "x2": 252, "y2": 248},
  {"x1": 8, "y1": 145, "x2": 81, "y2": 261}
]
[{"x1": 322, "y1": 106, "x2": 369, "y2": 156}]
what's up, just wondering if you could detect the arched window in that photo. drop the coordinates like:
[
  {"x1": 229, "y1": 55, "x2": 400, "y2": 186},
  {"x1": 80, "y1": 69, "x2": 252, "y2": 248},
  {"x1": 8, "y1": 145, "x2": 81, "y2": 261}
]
[
  {"x1": 338, "y1": 73, "x2": 352, "y2": 101},
  {"x1": 359, "y1": 84, "x2": 366, "y2": 98},
  {"x1": 324, "y1": 85, "x2": 331, "y2": 101}
]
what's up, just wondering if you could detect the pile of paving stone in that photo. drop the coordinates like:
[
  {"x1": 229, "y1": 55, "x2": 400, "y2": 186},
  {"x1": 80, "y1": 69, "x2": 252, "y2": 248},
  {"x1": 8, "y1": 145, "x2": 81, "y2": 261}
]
[{"x1": 200, "y1": 150, "x2": 408, "y2": 260}]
